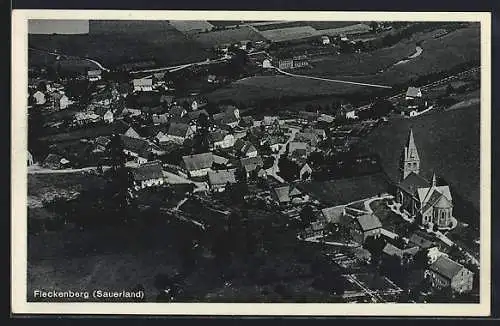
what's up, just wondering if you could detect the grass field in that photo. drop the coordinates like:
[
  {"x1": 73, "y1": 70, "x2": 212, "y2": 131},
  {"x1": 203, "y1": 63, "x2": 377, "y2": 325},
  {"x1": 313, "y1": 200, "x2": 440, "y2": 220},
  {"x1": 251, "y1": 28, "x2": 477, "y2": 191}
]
[
  {"x1": 359, "y1": 101, "x2": 480, "y2": 212},
  {"x1": 206, "y1": 74, "x2": 365, "y2": 104},
  {"x1": 301, "y1": 25, "x2": 480, "y2": 85},
  {"x1": 192, "y1": 26, "x2": 267, "y2": 48},
  {"x1": 29, "y1": 21, "x2": 211, "y2": 68}
]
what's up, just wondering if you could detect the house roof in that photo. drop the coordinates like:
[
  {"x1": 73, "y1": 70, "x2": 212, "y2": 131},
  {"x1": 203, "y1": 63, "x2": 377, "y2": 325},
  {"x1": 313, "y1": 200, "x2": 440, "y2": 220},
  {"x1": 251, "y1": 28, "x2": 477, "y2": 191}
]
[
  {"x1": 429, "y1": 256, "x2": 466, "y2": 280},
  {"x1": 406, "y1": 86, "x2": 422, "y2": 98},
  {"x1": 208, "y1": 169, "x2": 237, "y2": 186},
  {"x1": 121, "y1": 135, "x2": 150, "y2": 154},
  {"x1": 240, "y1": 156, "x2": 263, "y2": 167},
  {"x1": 182, "y1": 152, "x2": 214, "y2": 171},
  {"x1": 87, "y1": 69, "x2": 102, "y2": 76},
  {"x1": 131, "y1": 161, "x2": 163, "y2": 181},
  {"x1": 383, "y1": 243, "x2": 419, "y2": 259},
  {"x1": 213, "y1": 154, "x2": 230, "y2": 165},
  {"x1": 409, "y1": 232, "x2": 436, "y2": 249},
  {"x1": 169, "y1": 105, "x2": 187, "y2": 118},
  {"x1": 318, "y1": 114, "x2": 335, "y2": 123},
  {"x1": 209, "y1": 130, "x2": 230, "y2": 143},
  {"x1": 355, "y1": 214, "x2": 382, "y2": 231},
  {"x1": 133, "y1": 78, "x2": 153, "y2": 87},
  {"x1": 273, "y1": 186, "x2": 290, "y2": 203},
  {"x1": 95, "y1": 136, "x2": 111, "y2": 147},
  {"x1": 321, "y1": 206, "x2": 344, "y2": 224},
  {"x1": 43, "y1": 153, "x2": 65, "y2": 165},
  {"x1": 399, "y1": 172, "x2": 430, "y2": 196},
  {"x1": 187, "y1": 109, "x2": 209, "y2": 121},
  {"x1": 167, "y1": 123, "x2": 191, "y2": 138},
  {"x1": 289, "y1": 186, "x2": 302, "y2": 196},
  {"x1": 289, "y1": 142, "x2": 308, "y2": 153},
  {"x1": 152, "y1": 113, "x2": 169, "y2": 125}
]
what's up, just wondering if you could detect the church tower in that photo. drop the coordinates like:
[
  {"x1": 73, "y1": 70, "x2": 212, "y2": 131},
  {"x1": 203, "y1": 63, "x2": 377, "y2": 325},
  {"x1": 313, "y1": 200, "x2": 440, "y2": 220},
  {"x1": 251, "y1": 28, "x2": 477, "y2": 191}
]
[{"x1": 400, "y1": 128, "x2": 420, "y2": 180}]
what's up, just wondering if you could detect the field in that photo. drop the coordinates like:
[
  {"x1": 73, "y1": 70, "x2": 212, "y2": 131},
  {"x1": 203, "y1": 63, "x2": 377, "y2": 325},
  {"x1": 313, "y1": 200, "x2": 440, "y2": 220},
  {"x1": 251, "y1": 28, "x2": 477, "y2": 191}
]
[
  {"x1": 192, "y1": 26, "x2": 267, "y2": 48},
  {"x1": 298, "y1": 173, "x2": 392, "y2": 206},
  {"x1": 252, "y1": 21, "x2": 361, "y2": 32},
  {"x1": 29, "y1": 21, "x2": 211, "y2": 68},
  {"x1": 301, "y1": 25, "x2": 480, "y2": 85},
  {"x1": 359, "y1": 101, "x2": 480, "y2": 212},
  {"x1": 206, "y1": 74, "x2": 366, "y2": 104}
]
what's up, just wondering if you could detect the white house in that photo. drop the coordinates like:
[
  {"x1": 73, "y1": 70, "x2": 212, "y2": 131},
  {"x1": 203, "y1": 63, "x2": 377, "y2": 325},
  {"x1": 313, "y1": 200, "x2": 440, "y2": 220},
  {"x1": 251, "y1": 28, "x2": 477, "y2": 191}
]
[
  {"x1": 321, "y1": 35, "x2": 331, "y2": 45},
  {"x1": 87, "y1": 69, "x2": 102, "y2": 82},
  {"x1": 262, "y1": 58, "x2": 273, "y2": 68},
  {"x1": 51, "y1": 92, "x2": 70, "y2": 110},
  {"x1": 405, "y1": 86, "x2": 422, "y2": 100},
  {"x1": 157, "y1": 123, "x2": 195, "y2": 144},
  {"x1": 209, "y1": 131, "x2": 235, "y2": 149},
  {"x1": 132, "y1": 78, "x2": 153, "y2": 92},
  {"x1": 130, "y1": 161, "x2": 164, "y2": 190},
  {"x1": 33, "y1": 90, "x2": 46, "y2": 105},
  {"x1": 103, "y1": 110, "x2": 114, "y2": 123}
]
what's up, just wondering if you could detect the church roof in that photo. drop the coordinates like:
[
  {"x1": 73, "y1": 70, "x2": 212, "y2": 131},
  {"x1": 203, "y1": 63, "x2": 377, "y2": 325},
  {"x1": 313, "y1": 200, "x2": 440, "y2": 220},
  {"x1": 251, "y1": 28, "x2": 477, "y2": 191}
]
[
  {"x1": 403, "y1": 128, "x2": 420, "y2": 162},
  {"x1": 399, "y1": 172, "x2": 430, "y2": 195},
  {"x1": 417, "y1": 185, "x2": 452, "y2": 207}
]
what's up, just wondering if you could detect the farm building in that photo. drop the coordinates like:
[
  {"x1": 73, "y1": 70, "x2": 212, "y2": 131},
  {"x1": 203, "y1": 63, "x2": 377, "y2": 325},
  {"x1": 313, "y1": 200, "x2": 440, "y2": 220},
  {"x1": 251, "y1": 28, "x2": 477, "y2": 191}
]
[
  {"x1": 425, "y1": 256, "x2": 474, "y2": 293},
  {"x1": 299, "y1": 162, "x2": 313, "y2": 181},
  {"x1": 234, "y1": 139, "x2": 258, "y2": 158},
  {"x1": 275, "y1": 55, "x2": 309, "y2": 70},
  {"x1": 271, "y1": 185, "x2": 307, "y2": 205},
  {"x1": 240, "y1": 156, "x2": 264, "y2": 178},
  {"x1": 50, "y1": 92, "x2": 70, "y2": 110},
  {"x1": 32, "y1": 90, "x2": 46, "y2": 105},
  {"x1": 156, "y1": 123, "x2": 195, "y2": 144},
  {"x1": 347, "y1": 213, "x2": 382, "y2": 245},
  {"x1": 208, "y1": 169, "x2": 237, "y2": 192},
  {"x1": 209, "y1": 130, "x2": 236, "y2": 149},
  {"x1": 42, "y1": 153, "x2": 70, "y2": 170},
  {"x1": 132, "y1": 78, "x2": 153, "y2": 92},
  {"x1": 130, "y1": 161, "x2": 164, "y2": 190},
  {"x1": 87, "y1": 69, "x2": 102, "y2": 82},
  {"x1": 27, "y1": 151, "x2": 34, "y2": 166},
  {"x1": 321, "y1": 35, "x2": 331, "y2": 45},
  {"x1": 182, "y1": 152, "x2": 214, "y2": 177}
]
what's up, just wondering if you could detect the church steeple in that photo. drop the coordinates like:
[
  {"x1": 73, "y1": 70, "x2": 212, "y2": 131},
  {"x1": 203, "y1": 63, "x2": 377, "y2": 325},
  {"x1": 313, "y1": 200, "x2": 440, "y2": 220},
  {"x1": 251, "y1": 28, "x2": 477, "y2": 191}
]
[
  {"x1": 400, "y1": 128, "x2": 421, "y2": 180},
  {"x1": 432, "y1": 173, "x2": 437, "y2": 187}
]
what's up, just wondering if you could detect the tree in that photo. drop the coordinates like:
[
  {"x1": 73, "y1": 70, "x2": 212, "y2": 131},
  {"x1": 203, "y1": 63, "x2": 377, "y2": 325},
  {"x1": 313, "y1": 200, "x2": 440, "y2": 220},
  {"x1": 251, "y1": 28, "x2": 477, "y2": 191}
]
[
  {"x1": 299, "y1": 205, "x2": 315, "y2": 226},
  {"x1": 369, "y1": 21, "x2": 379, "y2": 32},
  {"x1": 277, "y1": 157, "x2": 299, "y2": 182},
  {"x1": 109, "y1": 133, "x2": 126, "y2": 172},
  {"x1": 413, "y1": 248, "x2": 430, "y2": 270}
]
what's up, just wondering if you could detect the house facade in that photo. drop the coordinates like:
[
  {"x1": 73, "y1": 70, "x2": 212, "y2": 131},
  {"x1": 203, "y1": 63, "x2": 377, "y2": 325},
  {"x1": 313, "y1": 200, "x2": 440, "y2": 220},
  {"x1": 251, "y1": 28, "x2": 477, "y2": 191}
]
[
  {"x1": 132, "y1": 78, "x2": 153, "y2": 92},
  {"x1": 425, "y1": 256, "x2": 474, "y2": 293},
  {"x1": 348, "y1": 214, "x2": 382, "y2": 245},
  {"x1": 182, "y1": 153, "x2": 214, "y2": 177},
  {"x1": 208, "y1": 169, "x2": 237, "y2": 192},
  {"x1": 131, "y1": 161, "x2": 164, "y2": 190}
]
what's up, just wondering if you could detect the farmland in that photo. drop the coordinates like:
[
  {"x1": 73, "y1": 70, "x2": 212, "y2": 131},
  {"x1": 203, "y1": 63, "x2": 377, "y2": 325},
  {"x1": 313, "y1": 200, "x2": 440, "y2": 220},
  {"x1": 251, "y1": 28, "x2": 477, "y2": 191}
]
[
  {"x1": 205, "y1": 25, "x2": 479, "y2": 106},
  {"x1": 192, "y1": 26, "x2": 267, "y2": 48},
  {"x1": 300, "y1": 25, "x2": 480, "y2": 84},
  {"x1": 29, "y1": 20, "x2": 212, "y2": 69}
]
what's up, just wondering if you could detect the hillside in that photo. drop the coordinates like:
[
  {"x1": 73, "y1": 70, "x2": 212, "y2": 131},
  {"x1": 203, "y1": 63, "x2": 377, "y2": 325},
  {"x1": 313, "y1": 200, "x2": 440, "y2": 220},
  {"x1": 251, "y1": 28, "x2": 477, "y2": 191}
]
[
  {"x1": 29, "y1": 20, "x2": 212, "y2": 69},
  {"x1": 359, "y1": 104, "x2": 480, "y2": 213}
]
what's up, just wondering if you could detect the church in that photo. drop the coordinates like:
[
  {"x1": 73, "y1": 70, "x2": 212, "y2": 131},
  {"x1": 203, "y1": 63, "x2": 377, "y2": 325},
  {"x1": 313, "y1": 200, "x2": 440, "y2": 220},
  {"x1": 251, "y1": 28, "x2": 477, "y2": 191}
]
[{"x1": 396, "y1": 129, "x2": 454, "y2": 229}]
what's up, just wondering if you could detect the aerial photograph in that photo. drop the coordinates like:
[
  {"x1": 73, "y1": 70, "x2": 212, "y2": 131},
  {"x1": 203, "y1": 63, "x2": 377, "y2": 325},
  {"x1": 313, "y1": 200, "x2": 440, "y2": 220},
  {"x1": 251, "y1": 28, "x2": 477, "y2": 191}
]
[{"x1": 26, "y1": 19, "x2": 481, "y2": 304}]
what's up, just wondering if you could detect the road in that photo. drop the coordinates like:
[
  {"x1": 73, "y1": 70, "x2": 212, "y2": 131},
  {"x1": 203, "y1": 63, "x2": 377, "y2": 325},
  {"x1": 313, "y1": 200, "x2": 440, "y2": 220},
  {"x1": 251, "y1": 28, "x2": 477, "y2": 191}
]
[
  {"x1": 29, "y1": 47, "x2": 110, "y2": 72},
  {"x1": 131, "y1": 50, "x2": 268, "y2": 76},
  {"x1": 265, "y1": 127, "x2": 298, "y2": 183},
  {"x1": 28, "y1": 164, "x2": 111, "y2": 174},
  {"x1": 355, "y1": 66, "x2": 480, "y2": 113},
  {"x1": 272, "y1": 67, "x2": 393, "y2": 89}
]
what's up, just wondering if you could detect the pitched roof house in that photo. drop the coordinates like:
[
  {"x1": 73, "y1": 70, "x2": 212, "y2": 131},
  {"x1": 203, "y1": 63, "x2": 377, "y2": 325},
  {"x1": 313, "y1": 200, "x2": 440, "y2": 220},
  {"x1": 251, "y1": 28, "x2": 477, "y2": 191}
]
[
  {"x1": 240, "y1": 156, "x2": 264, "y2": 177},
  {"x1": 130, "y1": 161, "x2": 164, "y2": 190},
  {"x1": 348, "y1": 213, "x2": 382, "y2": 245},
  {"x1": 234, "y1": 139, "x2": 258, "y2": 158},
  {"x1": 157, "y1": 122, "x2": 195, "y2": 144},
  {"x1": 426, "y1": 256, "x2": 474, "y2": 293},
  {"x1": 132, "y1": 78, "x2": 153, "y2": 92},
  {"x1": 208, "y1": 169, "x2": 237, "y2": 192},
  {"x1": 182, "y1": 152, "x2": 214, "y2": 177},
  {"x1": 405, "y1": 86, "x2": 422, "y2": 99}
]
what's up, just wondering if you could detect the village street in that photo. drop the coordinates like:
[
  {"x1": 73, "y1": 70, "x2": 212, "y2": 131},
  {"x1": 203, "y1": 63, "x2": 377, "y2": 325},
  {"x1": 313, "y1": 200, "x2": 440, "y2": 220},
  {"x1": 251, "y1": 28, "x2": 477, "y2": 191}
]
[{"x1": 265, "y1": 127, "x2": 298, "y2": 183}]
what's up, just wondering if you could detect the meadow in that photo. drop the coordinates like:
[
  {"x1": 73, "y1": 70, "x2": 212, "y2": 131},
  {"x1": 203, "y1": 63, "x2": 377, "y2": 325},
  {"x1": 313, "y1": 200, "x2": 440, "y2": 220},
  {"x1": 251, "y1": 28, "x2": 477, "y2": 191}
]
[
  {"x1": 29, "y1": 21, "x2": 211, "y2": 68},
  {"x1": 192, "y1": 26, "x2": 267, "y2": 48}
]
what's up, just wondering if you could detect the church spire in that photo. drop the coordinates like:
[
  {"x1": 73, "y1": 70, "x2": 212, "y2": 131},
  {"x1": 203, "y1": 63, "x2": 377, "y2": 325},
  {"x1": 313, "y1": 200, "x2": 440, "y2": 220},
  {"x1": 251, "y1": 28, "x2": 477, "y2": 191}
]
[
  {"x1": 405, "y1": 128, "x2": 419, "y2": 161},
  {"x1": 432, "y1": 172, "x2": 437, "y2": 187},
  {"x1": 400, "y1": 128, "x2": 421, "y2": 180}
]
